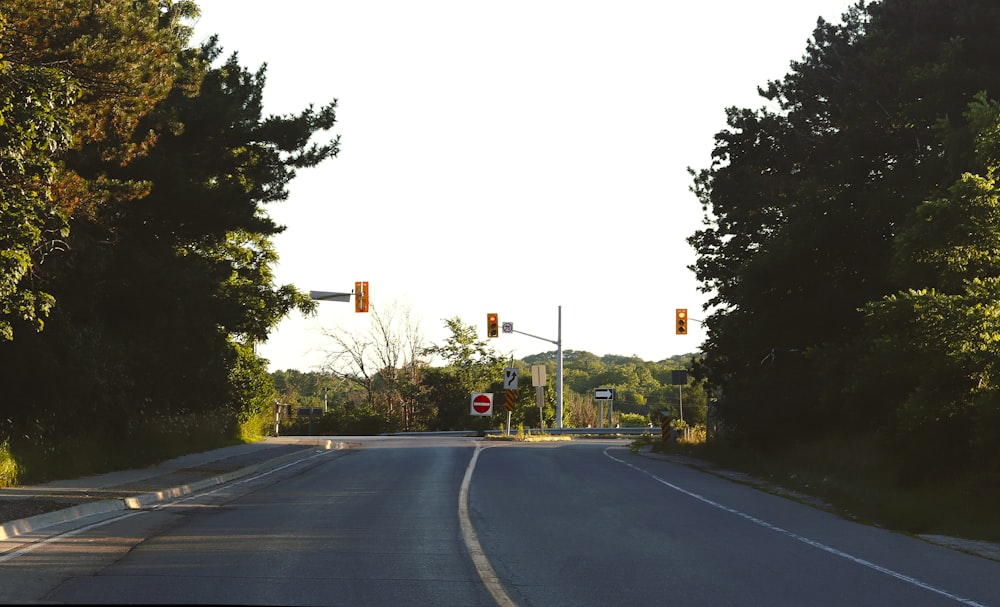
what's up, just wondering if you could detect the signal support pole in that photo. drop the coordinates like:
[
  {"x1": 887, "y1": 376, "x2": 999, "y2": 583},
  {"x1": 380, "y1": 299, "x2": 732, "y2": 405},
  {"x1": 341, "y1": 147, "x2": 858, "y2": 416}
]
[{"x1": 506, "y1": 305, "x2": 564, "y2": 428}]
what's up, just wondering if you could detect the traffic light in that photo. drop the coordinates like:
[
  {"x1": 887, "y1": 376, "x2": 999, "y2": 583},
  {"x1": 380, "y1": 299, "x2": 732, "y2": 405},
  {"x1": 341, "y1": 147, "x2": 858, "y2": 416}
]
[
  {"x1": 355, "y1": 281, "x2": 369, "y2": 313},
  {"x1": 487, "y1": 313, "x2": 499, "y2": 338},
  {"x1": 675, "y1": 308, "x2": 688, "y2": 335}
]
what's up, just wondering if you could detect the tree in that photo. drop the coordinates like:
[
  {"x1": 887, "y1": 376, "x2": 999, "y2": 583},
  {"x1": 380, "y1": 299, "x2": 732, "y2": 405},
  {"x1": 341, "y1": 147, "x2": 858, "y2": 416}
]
[
  {"x1": 3, "y1": 1, "x2": 200, "y2": 173},
  {"x1": 422, "y1": 317, "x2": 507, "y2": 430},
  {"x1": 0, "y1": 27, "x2": 76, "y2": 339},
  {"x1": 320, "y1": 300, "x2": 425, "y2": 429},
  {"x1": 0, "y1": 32, "x2": 339, "y2": 454},
  {"x1": 0, "y1": 1, "x2": 199, "y2": 342},
  {"x1": 857, "y1": 94, "x2": 1000, "y2": 479},
  {"x1": 688, "y1": 0, "x2": 1000, "y2": 448}
]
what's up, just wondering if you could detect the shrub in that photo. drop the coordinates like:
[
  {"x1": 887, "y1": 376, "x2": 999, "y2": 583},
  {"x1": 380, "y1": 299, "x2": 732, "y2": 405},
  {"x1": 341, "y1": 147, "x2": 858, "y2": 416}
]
[{"x1": 0, "y1": 441, "x2": 19, "y2": 487}]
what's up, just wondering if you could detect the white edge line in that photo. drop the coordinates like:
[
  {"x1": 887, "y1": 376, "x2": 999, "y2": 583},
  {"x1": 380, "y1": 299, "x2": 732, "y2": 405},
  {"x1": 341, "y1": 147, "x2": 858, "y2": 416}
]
[
  {"x1": 603, "y1": 447, "x2": 988, "y2": 607},
  {"x1": 0, "y1": 449, "x2": 334, "y2": 564}
]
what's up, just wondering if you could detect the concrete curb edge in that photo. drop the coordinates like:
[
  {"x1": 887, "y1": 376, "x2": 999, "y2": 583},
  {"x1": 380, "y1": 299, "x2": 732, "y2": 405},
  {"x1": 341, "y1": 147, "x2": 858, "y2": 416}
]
[{"x1": 0, "y1": 439, "x2": 353, "y2": 541}]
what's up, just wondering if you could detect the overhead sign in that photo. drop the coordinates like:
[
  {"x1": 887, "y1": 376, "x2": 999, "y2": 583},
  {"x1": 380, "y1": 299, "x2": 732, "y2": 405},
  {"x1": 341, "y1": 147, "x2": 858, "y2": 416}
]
[
  {"x1": 594, "y1": 388, "x2": 615, "y2": 401},
  {"x1": 503, "y1": 368, "x2": 519, "y2": 390},
  {"x1": 470, "y1": 393, "x2": 494, "y2": 416}
]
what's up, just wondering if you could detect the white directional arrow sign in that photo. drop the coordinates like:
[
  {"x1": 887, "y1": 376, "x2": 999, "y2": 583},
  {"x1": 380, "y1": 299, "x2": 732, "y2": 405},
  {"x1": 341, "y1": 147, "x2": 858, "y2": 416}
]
[
  {"x1": 504, "y1": 368, "x2": 519, "y2": 390},
  {"x1": 594, "y1": 388, "x2": 615, "y2": 400}
]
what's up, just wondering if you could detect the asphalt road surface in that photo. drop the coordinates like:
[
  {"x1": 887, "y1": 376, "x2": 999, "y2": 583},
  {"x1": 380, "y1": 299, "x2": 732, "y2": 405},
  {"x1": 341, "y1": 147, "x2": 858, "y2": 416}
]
[{"x1": 0, "y1": 436, "x2": 997, "y2": 606}]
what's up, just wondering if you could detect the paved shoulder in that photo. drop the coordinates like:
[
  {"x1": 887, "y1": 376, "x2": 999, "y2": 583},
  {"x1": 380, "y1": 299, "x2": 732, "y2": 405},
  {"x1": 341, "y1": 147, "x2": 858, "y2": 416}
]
[{"x1": 0, "y1": 438, "x2": 356, "y2": 538}]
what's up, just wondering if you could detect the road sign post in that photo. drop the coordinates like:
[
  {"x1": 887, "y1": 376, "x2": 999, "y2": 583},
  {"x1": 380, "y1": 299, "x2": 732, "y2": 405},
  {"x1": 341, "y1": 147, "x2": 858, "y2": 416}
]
[{"x1": 595, "y1": 388, "x2": 614, "y2": 428}]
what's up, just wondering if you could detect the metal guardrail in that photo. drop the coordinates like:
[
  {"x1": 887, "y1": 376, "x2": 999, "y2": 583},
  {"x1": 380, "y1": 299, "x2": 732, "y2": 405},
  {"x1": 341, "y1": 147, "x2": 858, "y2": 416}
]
[
  {"x1": 484, "y1": 427, "x2": 656, "y2": 437},
  {"x1": 384, "y1": 428, "x2": 657, "y2": 438}
]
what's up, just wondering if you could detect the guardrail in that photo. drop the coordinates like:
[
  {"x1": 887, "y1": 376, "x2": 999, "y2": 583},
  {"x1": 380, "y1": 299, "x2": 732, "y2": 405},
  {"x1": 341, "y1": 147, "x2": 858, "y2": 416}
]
[
  {"x1": 382, "y1": 428, "x2": 657, "y2": 438},
  {"x1": 484, "y1": 427, "x2": 656, "y2": 437}
]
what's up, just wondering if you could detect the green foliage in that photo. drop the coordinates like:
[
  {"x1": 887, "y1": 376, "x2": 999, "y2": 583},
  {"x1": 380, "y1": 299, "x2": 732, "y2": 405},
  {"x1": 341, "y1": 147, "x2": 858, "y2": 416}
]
[
  {"x1": 274, "y1": 346, "x2": 703, "y2": 435},
  {"x1": 0, "y1": 11, "x2": 77, "y2": 340},
  {"x1": 283, "y1": 406, "x2": 397, "y2": 437},
  {"x1": 0, "y1": 5, "x2": 339, "y2": 475},
  {"x1": 856, "y1": 95, "x2": 1000, "y2": 480},
  {"x1": 425, "y1": 317, "x2": 507, "y2": 391},
  {"x1": 688, "y1": 0, "x2": 1000, "y2": 483},
  {"x1": 0, "y1": 441, "x2": 19, "y2": 487},
  {"x1": 9, "y1": 408, "x2": 241, "y2": 484},
  {"x1": 617, "y1": 413, "x2": 648, "y2": 427}
]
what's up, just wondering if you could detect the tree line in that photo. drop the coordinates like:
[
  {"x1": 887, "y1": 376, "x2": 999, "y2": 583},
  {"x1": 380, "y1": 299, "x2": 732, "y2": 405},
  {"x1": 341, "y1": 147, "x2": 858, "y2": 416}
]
[
  {"x1": 0, "y1": 1, "x2": 338, "y2": 477},
  {"x1": 272, "y1": 308, "x2": 703, "y2": 436},
  {"x1": 689, "y1": 0, "x2": 1000, "y2": 482}
]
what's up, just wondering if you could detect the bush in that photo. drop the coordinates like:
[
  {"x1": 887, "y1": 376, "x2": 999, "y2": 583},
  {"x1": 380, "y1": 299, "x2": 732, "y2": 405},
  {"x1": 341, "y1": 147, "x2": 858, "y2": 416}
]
[
  {"x1": 9, "y1": 409, "x2": 244, "y2": 484},
  {"x1": 281, "y1": 406, "x2": 398, "y2": 436},
  {"x1": 618, "y1": 412, "x2": 650, "y2": 427},
  {"x1": 0, "y1": 441, "x2": 19, "y2": 487}
]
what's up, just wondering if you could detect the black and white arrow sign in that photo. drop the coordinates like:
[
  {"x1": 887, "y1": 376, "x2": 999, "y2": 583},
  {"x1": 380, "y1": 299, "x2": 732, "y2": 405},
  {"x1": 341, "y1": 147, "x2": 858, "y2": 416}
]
[{"x1": 504, "y1": 368, "x2": 519, "y2": 390}]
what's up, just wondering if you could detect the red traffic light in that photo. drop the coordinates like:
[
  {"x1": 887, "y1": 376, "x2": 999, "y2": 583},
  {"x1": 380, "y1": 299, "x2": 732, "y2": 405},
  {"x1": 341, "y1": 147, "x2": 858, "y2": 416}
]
[{"x1": 487, "y1": 313, "x2": 499, "y2": 338}]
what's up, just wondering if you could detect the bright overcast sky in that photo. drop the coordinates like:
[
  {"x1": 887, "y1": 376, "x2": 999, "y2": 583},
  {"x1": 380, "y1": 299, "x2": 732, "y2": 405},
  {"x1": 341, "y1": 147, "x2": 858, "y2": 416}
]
[{"x1": 191, "y1": 0, "x2": 859, "y2": 372}]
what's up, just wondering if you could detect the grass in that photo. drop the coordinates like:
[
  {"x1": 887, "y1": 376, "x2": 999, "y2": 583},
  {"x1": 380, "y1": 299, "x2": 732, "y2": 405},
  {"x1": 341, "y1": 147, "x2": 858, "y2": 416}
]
[
  {"x1": 5, "y1": 411, "x2": 255, "y2": 486},
  {"x1": 486, "y1": 424, "x2": 574, "y2": 442},
  {"x1": 636, "y1": 433, "x2": 1000, "y2": 544},
  {"x1": 0, "y1": 441, "x2": 20, "y2": 487}
]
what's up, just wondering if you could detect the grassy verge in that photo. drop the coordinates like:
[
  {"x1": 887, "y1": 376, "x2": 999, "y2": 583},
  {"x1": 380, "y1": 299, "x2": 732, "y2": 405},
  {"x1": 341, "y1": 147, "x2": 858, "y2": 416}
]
[
  {"x1": 486, "y1": 425, "x2": 573, "y2": 442},
  {"x1": 636, "y1": 433, "x2": 1000, "y2": 543},
  {"x1": 7, "y1": 411, "x2": 253, "y2": 486}
]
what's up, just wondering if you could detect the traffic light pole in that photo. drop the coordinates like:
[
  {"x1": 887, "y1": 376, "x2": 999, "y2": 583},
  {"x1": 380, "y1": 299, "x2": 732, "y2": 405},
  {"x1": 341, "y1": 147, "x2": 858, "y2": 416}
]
[{"x1": 506, "y1": 305, "x2": 564, "y2": 428}]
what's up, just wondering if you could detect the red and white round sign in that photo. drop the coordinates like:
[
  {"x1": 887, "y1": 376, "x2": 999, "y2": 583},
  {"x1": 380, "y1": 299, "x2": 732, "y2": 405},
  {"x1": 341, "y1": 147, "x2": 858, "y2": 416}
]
[{"x1": 470, "y1": 393, "x2": 493, "y2": 416}]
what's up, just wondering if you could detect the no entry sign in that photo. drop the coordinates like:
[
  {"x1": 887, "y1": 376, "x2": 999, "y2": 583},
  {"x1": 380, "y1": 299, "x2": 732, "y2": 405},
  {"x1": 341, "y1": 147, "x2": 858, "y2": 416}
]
[{"x1": 470, "y1": 393, "x2": 494, "y2": 416}]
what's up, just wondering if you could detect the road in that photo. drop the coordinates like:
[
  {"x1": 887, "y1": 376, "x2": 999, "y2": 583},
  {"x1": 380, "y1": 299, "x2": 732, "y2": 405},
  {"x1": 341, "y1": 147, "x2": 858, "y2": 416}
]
[{"x1": 0, "y1": 436, "x2": 997, "y2": 606}]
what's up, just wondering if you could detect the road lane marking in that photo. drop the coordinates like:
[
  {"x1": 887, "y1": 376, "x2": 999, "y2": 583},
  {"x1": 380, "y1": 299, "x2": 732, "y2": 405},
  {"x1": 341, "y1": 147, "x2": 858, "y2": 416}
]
[
  {"x1": 604, "y1": 448, "x2": 987, "y2": 607},
  {"x1": 0, "y1": 449, "x2": 334, "y2": 564},
  {"x1": 0, "y1": 511, "x2": 145, "y2": 564},
  {"x1": 459, "y1": 444, "x2": 516, "y2": 607}
]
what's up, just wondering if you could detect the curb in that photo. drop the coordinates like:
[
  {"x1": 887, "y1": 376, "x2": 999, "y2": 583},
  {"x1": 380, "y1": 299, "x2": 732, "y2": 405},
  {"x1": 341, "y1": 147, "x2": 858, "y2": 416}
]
[
  {"x1": 0, "y1": 440, "x2": 352, "y2": 541},
  {"x1": 0, "y1": 499, "x2": 129, "y2": 540}
]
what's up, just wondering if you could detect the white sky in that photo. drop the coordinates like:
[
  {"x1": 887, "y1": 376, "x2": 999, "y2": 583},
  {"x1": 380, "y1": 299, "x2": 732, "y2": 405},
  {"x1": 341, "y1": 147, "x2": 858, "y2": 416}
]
[{"x1": 190, "y1": 0, "x2": 858, "y2": 372}]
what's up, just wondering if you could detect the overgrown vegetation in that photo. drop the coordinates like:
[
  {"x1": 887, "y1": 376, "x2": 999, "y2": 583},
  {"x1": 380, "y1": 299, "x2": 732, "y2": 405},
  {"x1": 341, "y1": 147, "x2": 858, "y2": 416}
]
[{"x1": 689, "y1": 0, "x2": 1000, "y2": 491}]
